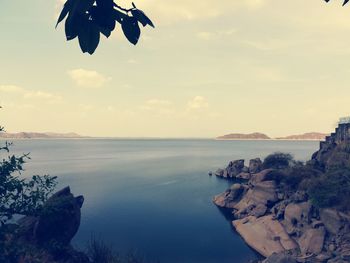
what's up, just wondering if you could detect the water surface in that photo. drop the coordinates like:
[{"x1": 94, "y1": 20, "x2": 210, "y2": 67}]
[{"x1": 6, "y1": 139, "x2": 319, "y2": 263}]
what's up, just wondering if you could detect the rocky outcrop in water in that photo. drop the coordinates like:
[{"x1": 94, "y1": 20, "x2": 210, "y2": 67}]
[
  {"x1": 214, "y1": 158, "x2": 263, "y2": 179},
  {"x1": 214, "y1": 167, "x2": 350, "y2": 262},
  {"x1": 213, "y1": 121, "x2": 350, "y2": 263}
]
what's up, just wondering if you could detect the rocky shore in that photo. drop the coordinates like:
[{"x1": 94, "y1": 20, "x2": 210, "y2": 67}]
[{"x1": 212, "y1": 122, "x2": 350, "y2": 263}]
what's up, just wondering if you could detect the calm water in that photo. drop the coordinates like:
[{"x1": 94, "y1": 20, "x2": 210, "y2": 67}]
[{"x1": 5, "y1": 139, "x2": 319, "y2": 263}]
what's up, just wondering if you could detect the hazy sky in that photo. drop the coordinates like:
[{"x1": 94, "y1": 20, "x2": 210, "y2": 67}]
[{"x1": 1, "y1": 0, "x2": 350, "y2": 137}]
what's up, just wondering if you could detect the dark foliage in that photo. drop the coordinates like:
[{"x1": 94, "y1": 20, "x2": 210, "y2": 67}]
[
  {"x1": 56, "y1": 0, "x2": 155, "y2": 54},
  {"x1": 87, "y1": 237, "x2": 159, "y2": 263},
  {"x1": 262, "y1": 152, "x2": 294, "y2": 170},
  {"x1": 308, "y1": 168, "x2": 350, "y2": 211},
  {"x1": 0, "y1": 119, "x2": 57, "y2": 225}
]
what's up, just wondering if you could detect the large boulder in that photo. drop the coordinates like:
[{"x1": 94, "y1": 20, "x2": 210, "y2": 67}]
[
  {"x1": 250, "y1": 169, "x2": 274, "y2": 184},
  {"x1": 320, "y1": 209, "x2": 343, "y2": 235},
  {"x1": 213, "y1": 183, "x2": 245, "y2": 208},
  {"x1": 233, "y1": 180, "x2": 278, "y2": 214},
  {"x1": 233, "y1": 215, "x2": 298, "y2": 257},
  {"x1": 225, "y1": 159, "x2": 245, "y2": 178},
  {"x1": 284, "y1": 202, "x2": 312, "y2": 228},
  {"x1": 298, "y1": 227, "x2": 326, "y2": 255},
  {"x1": 249, "y1": 158, "x2": 263, "y2": 174},
  {"x1": 18, "y1": 187, "x2": 84, "y2": 246}
]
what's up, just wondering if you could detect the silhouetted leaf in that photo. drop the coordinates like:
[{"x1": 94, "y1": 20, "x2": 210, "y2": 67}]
[
  {"x1": 78, "y1": 20, "x2": 100, "y2": 54},
  {"x1": 112, "y1": 9, "x2": 127, "y2": 24},
  {"x1": 65, "y1": 13, "x2": 83, "y2": 40},
  {"x1": 71, "y1": 0, "x2": 95, "y2": 16},
  {"x1": 56, "y1": 2, "x2": 70, "y2": 28},
  {"x1": 131, "y1": 9, "x2": 154, "y2": 28},
  {"x1": 90, "y1": 5, "x2": 116, "y2": 38},
  {"x1": 56, "y1": 0, "x2": 154, "y2": 54}
]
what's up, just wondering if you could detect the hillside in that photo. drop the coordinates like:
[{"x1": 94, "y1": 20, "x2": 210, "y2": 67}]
[
  {"x1": 216, "y1": 133, "x2": 271, "y2": 140},
  {"x1": 276, "y1": 132, "x2": 328, "y2": 140},
  {"x1": 0, "y1": 132, "x2": 85, "y2": 139}
]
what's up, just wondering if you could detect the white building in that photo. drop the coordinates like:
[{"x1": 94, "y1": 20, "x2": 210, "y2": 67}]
[{"x1": 339, "y1": 116, "x2": 350, "y2": 124}]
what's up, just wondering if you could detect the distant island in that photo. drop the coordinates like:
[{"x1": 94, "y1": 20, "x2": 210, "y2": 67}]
[
  {"x1": 216, "y1": 133, "x2": 271, "y2": 140},
  {"x1": 0, "y1": 132, "x2": 86, "y2": 139},
  {"x1": 217, "y1": 132, "x2": 328, "y2": 141}
]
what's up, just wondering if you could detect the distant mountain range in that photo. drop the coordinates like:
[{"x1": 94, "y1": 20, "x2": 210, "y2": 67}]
[
  {"x1": 217, "y1": 132, "x2": 329, "y2": 141},
  {"x1": 0, "y1": 132, "x2": 85, "y2": 139}
]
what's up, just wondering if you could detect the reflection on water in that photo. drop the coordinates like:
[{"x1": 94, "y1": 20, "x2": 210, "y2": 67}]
[{"x1": 5, "y1": 139, "x2": 319, "y2": 263}]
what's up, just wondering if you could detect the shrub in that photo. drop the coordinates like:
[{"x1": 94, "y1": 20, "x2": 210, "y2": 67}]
[
  {"x1": 0, "y1": 126, "x2": 57, "y2": 225},
  {"x1": 264, "y1": 170, "x2": 285, "y2": 184},
  {"x1": 284, "y1": 165, "x2": 322, "y2": 190},
  {"x1": 87, "y1": 237, "x2": 121, "y2": 263},
  {"x1": 307, "y1": 168, "x2": 350, "y2": 211},
  {"x1": 263, "y1": 152, "x2": 294, "y2": 169}
]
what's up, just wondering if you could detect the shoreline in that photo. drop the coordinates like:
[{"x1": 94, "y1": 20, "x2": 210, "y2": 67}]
[{"x1": 0, "y1": 137, "x2": 325, "y2": 141}]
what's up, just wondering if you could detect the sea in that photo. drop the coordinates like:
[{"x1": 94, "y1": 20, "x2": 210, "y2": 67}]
[{"x1": 5, "y1": 139, "x2": 320, "y2": 263}]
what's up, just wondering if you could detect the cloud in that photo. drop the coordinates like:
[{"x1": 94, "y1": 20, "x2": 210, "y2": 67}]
[
  {"x1": 24, "y1": 91, "x2": 63, "y2": 104},
  {"x1": 146, "y1": 99, "x2": 172, "y2": 106},
  {"x1": 132, "y1": 0, "x2": 267, "y2": 23},
  {"x1": 68, "y1": 69, "x2": 111, "y2": 88},
  {"x1": 140, "y1": 98, "x2": 174, "y2": 115},
  {"x1": 0, "y1": 85, "x2": 25, "y2": 93},
  {"x1": 196, "y1": 29, "x2": 237, "y2": 41},
  {"x1": 0, "y1": 85, "x2": 63, "y2": 105},
  {"x1": 187, "y1": 96, "x2": 209, "y2": 110}
]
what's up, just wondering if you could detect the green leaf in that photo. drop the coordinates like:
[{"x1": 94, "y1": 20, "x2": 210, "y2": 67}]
[{"x1": 121, "y1": 16, "x2": 140, "y2": 45}]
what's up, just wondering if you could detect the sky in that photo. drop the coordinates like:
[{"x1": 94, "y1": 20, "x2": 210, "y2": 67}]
[{"x1": 1, "y1": 0, "x2": 350, "y2": 138}]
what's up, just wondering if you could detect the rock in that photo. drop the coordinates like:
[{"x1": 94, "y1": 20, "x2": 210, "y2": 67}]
[
  {"x1": 242, "y1": 166, "x2": 250, "y2": 173},
  {"x1": 284, "y1": 202, "x2": 312, "y2": 227},
  {"x1": 208, "y1": 171, "x2": 213, "y2": 176},
  {"x1": 312, "y1": 220, "x2": 324, "y2": 229},
  {"x1": 234, "y1": 180, "x2": 278, "y2": 213},
  {"x1": 314, "y1": 253, "x2": 332, "y2": 262},
  {"x1": 290, "y1": 191, "x2": 308, "y2": 202},
  {"x1": 263, "y1": 252, "x2": 297, "y2": 263},
  {"x1": 249, "y1": 158, "x2": 263, "y2": 174},
  {"x1": 320, "y1": 209, "x2": 342, "y2": 235},
  {"x1": 232, "y1": 215, "x2": 298, "y2": 257},
  {"x1": 250, "y1": 204, "x2": 267, "y2": 218},
  {"x1": 298, "y1": 227, "x2": 326, "y2": 255},
  {"x1": 236, "y1": 172, "x2": 252, "y2": 180},
  {"x1": 19, "y1": 187, "x2": 84, "y2": 246},
  {"x1": 329, "y1": 243, "x2": 336, "y2": 252},
  {"x1": 225, "y1": 159, "x2": 245, "y2": 178},
  {"x1": 250, "y1": 169, "x2": 274, "y2": 183},
  {"x1": 215, "y1": 168, "x2": 224, "y2": 177},
  {"x1": 213, "y1": 184, "x2": 245, "y2": 208}
]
